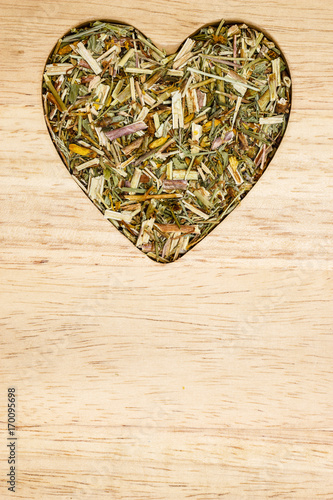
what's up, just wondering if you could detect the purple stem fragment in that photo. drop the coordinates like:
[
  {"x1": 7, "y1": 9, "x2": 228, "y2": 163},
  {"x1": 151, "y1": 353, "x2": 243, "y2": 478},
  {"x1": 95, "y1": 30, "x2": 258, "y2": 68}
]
[
  {"x1": 211, "y1": 130, "x2": 234, "y2": 150},
  {"x1": 162, "y1": 179, "x2": 188, "y2": 191},
  {"x1": 104, "y1": 121, "x2": 148, "y2": 141}
]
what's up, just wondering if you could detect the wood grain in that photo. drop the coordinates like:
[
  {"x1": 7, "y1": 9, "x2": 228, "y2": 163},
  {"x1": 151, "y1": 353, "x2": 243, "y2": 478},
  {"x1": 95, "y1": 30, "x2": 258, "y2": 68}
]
[{"x1": 0, "y1": 0, "x2": 332, "y2": 498}]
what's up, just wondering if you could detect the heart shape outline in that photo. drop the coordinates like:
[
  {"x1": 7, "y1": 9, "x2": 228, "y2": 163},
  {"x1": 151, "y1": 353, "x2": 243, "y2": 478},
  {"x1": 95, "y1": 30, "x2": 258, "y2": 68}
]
[{"x1": 43, "y1": 20, "x2": 291, "y2": 263}]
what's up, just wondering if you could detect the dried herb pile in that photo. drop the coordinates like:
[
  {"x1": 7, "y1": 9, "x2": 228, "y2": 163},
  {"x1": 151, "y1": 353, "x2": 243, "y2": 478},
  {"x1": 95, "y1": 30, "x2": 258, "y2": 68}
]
[{"x1": 43, "y1": 20, "x2": 291, "y2": 263}]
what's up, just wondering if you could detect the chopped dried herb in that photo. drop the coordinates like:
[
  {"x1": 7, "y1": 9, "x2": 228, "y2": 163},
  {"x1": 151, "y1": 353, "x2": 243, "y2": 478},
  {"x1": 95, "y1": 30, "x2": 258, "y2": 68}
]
[{"x1": 43, "y1": 20, "x2": 291, "y2": 263}]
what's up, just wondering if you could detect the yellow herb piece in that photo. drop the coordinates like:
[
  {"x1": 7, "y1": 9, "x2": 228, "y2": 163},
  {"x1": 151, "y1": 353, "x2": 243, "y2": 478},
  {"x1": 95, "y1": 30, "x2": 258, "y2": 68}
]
[
  {"x1": 184, "y1": 113, "x2": 195, "y2": 124},
  {"x1": 149, "y1": 136, "x2": 169, "y2": 149},
  {"x1": 58, "y1": 44, "x2": 72, "y2": 55},
  {"x1": 229, "y1": 156, "x2": 238, "y2": 169},
  {"x1": 202, "y1": 119, "x2": 221, "y2": 133},
  {"x1": 69, "y1": 144, "x2": 92, "y2": 156},
  {"x1": 200, "y1": 137, "x2": 210, "y2": 148},
  {"x1": 258, "y1": 89, "x2": 270, "y2": 112}
]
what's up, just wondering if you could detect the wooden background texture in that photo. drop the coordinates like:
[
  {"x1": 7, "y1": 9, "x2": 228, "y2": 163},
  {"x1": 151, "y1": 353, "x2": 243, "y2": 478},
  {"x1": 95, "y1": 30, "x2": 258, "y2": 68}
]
[{"x1": 0, "y1": 0, "x2": 332, "y2": 498}]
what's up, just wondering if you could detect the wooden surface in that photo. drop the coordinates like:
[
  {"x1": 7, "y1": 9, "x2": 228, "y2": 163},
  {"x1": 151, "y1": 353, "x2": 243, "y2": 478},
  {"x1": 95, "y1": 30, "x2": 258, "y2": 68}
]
[{"x1": 1, "y1": 0, "x2": 333, "y2": 498}]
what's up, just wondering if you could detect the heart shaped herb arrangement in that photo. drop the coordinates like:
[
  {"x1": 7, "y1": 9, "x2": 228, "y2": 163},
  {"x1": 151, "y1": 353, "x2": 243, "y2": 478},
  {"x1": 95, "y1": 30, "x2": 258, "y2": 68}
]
[{"x1": 43, "y1": 20, "x2": 291, "y2": 263}]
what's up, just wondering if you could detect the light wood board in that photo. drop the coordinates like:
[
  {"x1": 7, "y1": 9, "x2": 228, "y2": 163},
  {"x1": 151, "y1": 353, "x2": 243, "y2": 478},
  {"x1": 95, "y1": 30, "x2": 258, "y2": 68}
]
[{"x1": 0, "y1": 0, "x2": 333, "y2": 498}]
